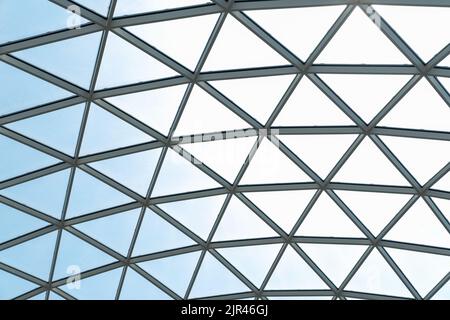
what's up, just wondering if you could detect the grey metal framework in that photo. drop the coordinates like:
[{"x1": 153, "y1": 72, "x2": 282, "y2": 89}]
[{"x1": 0, "y1": 0, "x2": 449, "y2": 300}]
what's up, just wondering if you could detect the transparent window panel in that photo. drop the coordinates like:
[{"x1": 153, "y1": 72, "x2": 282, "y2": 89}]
[
  {"x1": 119, "y1": 268, "x2": 171, "y2": 300},
  {"x1": 0, "y1": 269, "x2": 38, "y2": 300},
  {"x1": 114, "y1": 0, "x2": 210, "y2": 17},
  {"x1": 0, "y1": 62, "x2": 72, "y2": 116},
  {"x1": 73, "y1": 0, "x2": 111, "y2": 16}
]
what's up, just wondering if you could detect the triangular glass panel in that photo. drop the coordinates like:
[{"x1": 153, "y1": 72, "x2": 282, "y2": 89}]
[
  {"x1": 127, "y1": 14, "x2": 218, "y2": 70},
  {"x1": 334, "y1": 190, "x2": 411, "y2": 236},
  {"x1": 247, "y1": 6, "x2": 345, "y2": 61},
  {"x1": 300, "y1": 244, "x2": 367, "y2": 287},
  {"x1": 0, "y1": 231, "x2": 57, "y2": 280},
  {"x1": 28, "y1": 292, "x2": 46, "y2": 300},
  {"x1": 159, "y1": 195, "x2": 226, "y2": 240},
  {"x1": 320, "y1": 74, "x2": 411, "y2": 123},
  {"x1": 189, "y1": 252, "x2": 249, "y2": 298},
  {"x1": 5, "y1": 104, "x2": 84, "y2": 156},
  {"x1": 173, "y1": 85, "x2": 248, "y2": 137},
  {"x1": 0, "y1": 62, "x2": 72, "y2": 116},
  {"x1": 266, "y1": 246, "x2": 328, "y2": 290},
  {"x1": 0, "y1": 0, "x2": 87, "y2": 44},
  {"x1": 240, "y1": 138, "x2": 312, "y2": 185},
  {"x1": 74, "y1": 0, "x2": 111, "y2": 16},
  {"x1": 106, "y1": 84, "x2": 187, "y2": 136},
  {"x1": 387, "y1": 248, "x2": 450, "y2": 298},
  {"x1": 373, "y1": 5, "x2": 450, "y2": 62},
  {"x1": 0, "y1": 203, "x2": 48, "y2": 243},
  {"x1": 244, "y1": 190, "x2": 316, "y2": 233},
  {"x1": 53, "y1": 231, "x2": 116, "y2": 280},
  {"x1": 48, "y1": 292, "x2": 65, "y2": 300},
  {"x1": 210, "y1": 75, "x2": 295, "y2": 124},
  {"x1": 432, "y1": 198, "x2": 450, "y2": 222},
  {"x1": 138, "y1": 251, "x2": 201, "y2": 297},
  {"x1": 202, "y1": 15, "x2": 289, "y2": 71},
  {"x1": 432, "y1": 280, "x2": 450, "y2": 300},
  {"x1": 114, "y1": 0, "x2": 210, "y2": 17},
  {"x1": 384, "y1": 198, "x2": 450, "y2": 248},
  {"x1": 90, "y1": 148, "x2": 161, "y2": 196},
  {"x1": 0, "y1": 269, "x2": 37, "y2": 300},
  {"x1": 439, "y1": 55, "x2": 450, "y2": 68},
  {"x1": 66, "y1": 169, "x2": 134, "y2": 219},
  {"x1": 13, "y1": 32, "x2": 102, "y2": 89},
  {"x1": 274, "y1": 77, "x2": 354, "y2": 126},
  {"x1": 75, "y1": 208, "x2": 140, "y2": 256},
  {"x1": 0, "y1": 169, "x2": 70, "y2": 219},
  {"x1": 213, "y1": 196, "x2": 277, "y2": 241},
  {"x1": 0, "y1": 135, "x2": 59, "y2": 181},
  {"x1": 151, "y1": 148, "x2": 221, "y2": 197},
  {"x1": 120, "y1": 268, "x2": 171, "y2": 300},
  {"x1": 182, "y1": 136, "x2": 256, "y2": 183},
  {"x1": 332, "y1": 137, "x2": 410, "y2": 186},
  {"x1": 345, "y1": 249, "x2": 412, "y2": 298},
  {"x1": 133, "y1": 209, "x2": 195, "y2": 256},
  {"x1": 295, "y1": 193, "x2": 365, "y2": 238},
  {"x1": 281, "y1": 134, "x2": 358, "y2": 179},
  {"x1": 80, "y1": 103, "x2": 154, "y2": 156},
  {"x1": 432, "y1": 172, "x2": 450, "y2": 192},
  {"x1": 60, "y1": 267, "x2": 122, "y2": 300},
  {"x1": 439, "y1": 76, "x2": 450, "y2": 93},
  {"x1": 218, "y1": 244, "x2": 282, "y2": 287},
  {"x1": 379, "y1": 79, "x2": 450, "y2": 132},
  {"x1": 316, "y1": 8, "x2": 409, "y2": 64},
  {"x1": 381, "y1": 136, "x2": 450, "y2": 185},
  {"x1": 96, "y1": 33, "x2": 178, "y2": 89}
]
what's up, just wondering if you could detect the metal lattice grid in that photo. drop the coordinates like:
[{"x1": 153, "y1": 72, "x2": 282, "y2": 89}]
[{"x1": 0, "y1": 0, "x2": 449, "y2": 300}]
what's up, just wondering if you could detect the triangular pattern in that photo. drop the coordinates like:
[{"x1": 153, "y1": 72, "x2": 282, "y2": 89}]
[
  {"x1": 379, "y1": 79, "x2": 450, "y2": 132},
  {"x1": 295, "y1": 193, "x2": 365, "y2": 238},
  {"x1": 373, "y1": 5, "x2": 450, "y2": 62},
  {"x1": 96, "y1": 33, "x2": 178, "y2": 89},
  {"x1": 384, "y1": 198, "x2": 450, "y2": 248},
  {"x1": 218, "y1": 244, "x2": 282, "y2": 287},
  {"x1": 0, "y1": 203, "x2": 48, "y2": 243},
  {"x1": 90, "y1": 148, "x2": 161, "y2": 196},
  {"x1": 316, "y1": 8, "x2": 409, "y2": 64},
  {"x1": 210, "y1": 75, "x2": 295, "y2": 124},
  {"x1": 247, "y1": 6, "x2": 345, "y2": 61},
  {"x1": 127, "y1": 14, "x2": 219, "y2": 69},
  {"x1": 13, "y1": 33, "x2": 102, "y2": 89},
  {"x1": 266, "y1": 246, "x2": 328, "y2": 290},
  {"x1": 159, "y1": 195, "x2": 226, "y2": 240},
  {"x1": 138, "y1": 251, "x2": 201, "y2": 297},
  {"x1": 203, "y1": 15, "x2": 289, "y2": 71},
  {"x1": 0, "y1": 231, "x2": 57, "y2": 280},
  {"x1": 334, "y1": 190, "x2": 412, "y2": 236},
  {"x1": 106, "y1": 84, "x2": 188, "y2": 136},
  {"x1": 241, "y1": 138, "x2": 312, "y2": 185},
  {"x1": 0, "y1": 169, "x2": 70, "y2": 219},
  {"x1": 152, "y1": 148, "x2": 221, "y2": 197},
  {"x1": 274, "y1": 76, "x2": 354, "y2": 126},
  {"x1": 281, "y1": 134, "x2": 357, "y2": 178},
  {"x1": 333, "y1": 137, "x2": 411, "y2": 186},
  {"x1": 213, "y1": 196, "x2": 277, "y2": 241},
  {"x1": 0, "y1": 61, "x2": 72, "y2": 116},
  {"x1": 75, "y1": 209, "x2": 140, "y2": 256},
  {"x1": 190, "y1": 252, "x2": 249, "y2": 298},
  {"x1": 120, "y1": 268, "x2": 171, "y2": 300},
  {"x1": 381, "y1": 136, "x2": 450, "y2": 184},
  {"x1": 66, "y1": 169, "x2": 134, "y2": 219},
  {"x1": 5, "y1": 104, "x2": 84, "y2": 155},
  {"x1": 245, "y1": 190, "x2": 316, "y2": 233},
  {"x1": 174, "y1": 85, "x2": 249, "y2": 137},
  {"x1": 320, "y1": 74, "x2": 411, "y2": 123},
  {"x1": 80, "y1": 103, "x2": 154, "y2": 156},
  {"x1": 387, "y1": 248, "x2": 450, "y2": 297},
  {"x1": 0, "y1": 269, "x2": 37, "y2": 300},
  {"x1": 300, "y1": 243, "x2": 367, "y2": 286},
  {"x1": 132, "y1": 209, "x2": 196, "y2": 256},
  {"x1": 345, "y1": 249, "x2": 412, "y2": 298}
]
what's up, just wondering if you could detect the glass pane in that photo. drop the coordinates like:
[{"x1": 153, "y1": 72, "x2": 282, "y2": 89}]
[
  {"x1": 120, "y1": 268, "x2": 171, "y2": 300},
  {"x1": 0, "y1": 269, "x2": 37, "y2": 299},
  {"x1": 74, "y1": 0, "x2": 111, "y2": 16},
  {"x1": 114, "y1": 0, "x2": 210, "y2": 17}
]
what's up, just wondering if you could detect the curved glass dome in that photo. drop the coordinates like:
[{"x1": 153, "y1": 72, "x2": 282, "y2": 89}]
[{"x1": 0, "y1": 0, "x2": 449, "y2": 300}]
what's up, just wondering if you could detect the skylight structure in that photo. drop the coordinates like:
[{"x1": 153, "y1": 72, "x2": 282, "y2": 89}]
[{"x1": 0, "y1": 0, "x2": 449, "y2": 301}]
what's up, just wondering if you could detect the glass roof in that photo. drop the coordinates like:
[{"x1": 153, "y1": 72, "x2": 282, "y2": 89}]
[{"x1": 0, "y1": 0, "x2": 449, "y2": 301}]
